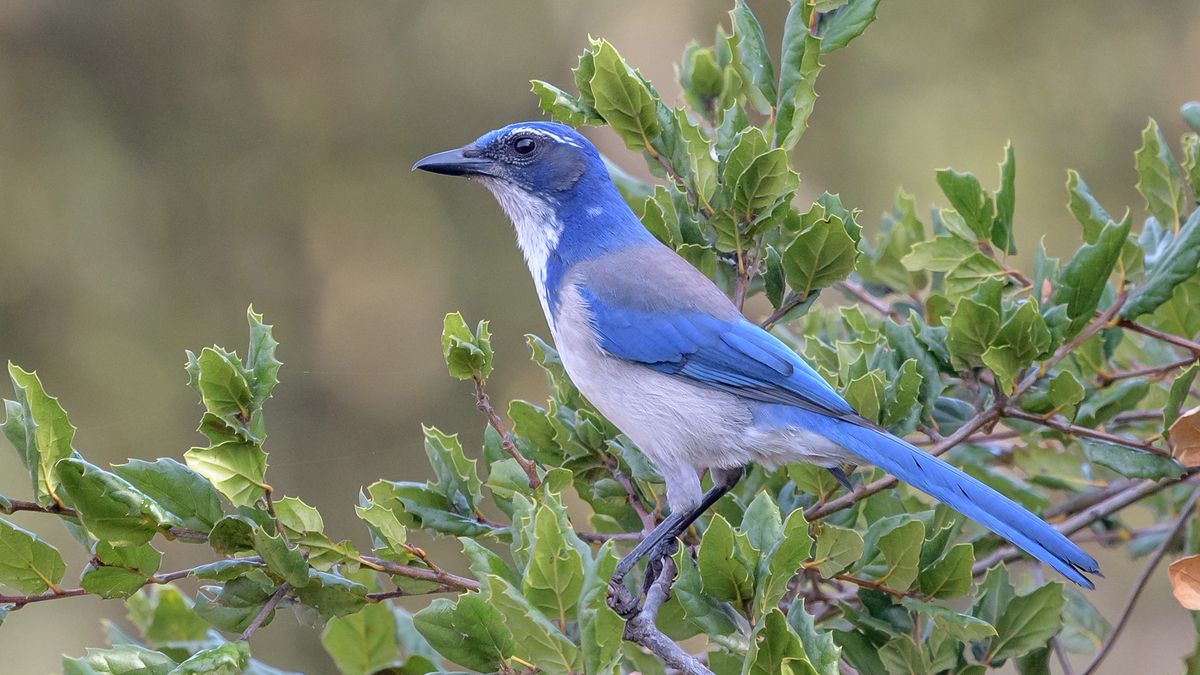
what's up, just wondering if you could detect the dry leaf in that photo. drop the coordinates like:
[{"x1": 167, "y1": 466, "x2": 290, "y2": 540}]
[
  {"x1": 1169, "y1": 555, "x2": 1200, "y2": 610},
  {"x1": 1169, "y1": 405, "x2": 1200, "y2": 468}
]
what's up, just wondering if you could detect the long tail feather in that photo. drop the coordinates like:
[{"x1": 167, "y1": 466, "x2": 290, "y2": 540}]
[{"x1": 829, "y1": 422, "x2": 1099, "y2": 588}]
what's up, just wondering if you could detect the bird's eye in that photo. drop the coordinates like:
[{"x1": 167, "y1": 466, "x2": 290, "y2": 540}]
[{"x1": 513, "y1": 137, "x2": 537, "y2": 155}]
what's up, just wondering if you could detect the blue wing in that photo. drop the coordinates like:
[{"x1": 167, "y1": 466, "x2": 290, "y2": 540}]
[{"x1": 578, "y1": 287, "x2": 859, "y2": 421}]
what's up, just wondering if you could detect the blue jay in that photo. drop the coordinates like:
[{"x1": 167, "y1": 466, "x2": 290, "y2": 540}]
[{"x1": 414, "y1": 121, "x2": 1099, "y2": 598}]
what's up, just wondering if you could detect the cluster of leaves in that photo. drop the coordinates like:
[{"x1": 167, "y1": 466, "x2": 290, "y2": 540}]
[{"x1": 2, "y1": 1, "x2": 1200, "y2": 674}]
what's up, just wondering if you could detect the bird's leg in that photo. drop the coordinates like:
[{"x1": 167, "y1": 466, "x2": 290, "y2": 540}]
[{"x1": 607, "y1": 466, "x2": 745, "y2": 619}]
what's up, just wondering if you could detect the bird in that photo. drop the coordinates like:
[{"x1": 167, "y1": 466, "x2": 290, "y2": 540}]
[{"x1": 413, "y1": 120, "x2": 1100, "y2": 600}]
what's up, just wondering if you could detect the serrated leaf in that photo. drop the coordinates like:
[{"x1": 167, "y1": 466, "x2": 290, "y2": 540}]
[
  {"x1": 587, "y1": 39, "x2": 661, "y2": 151},
  {"x1": 63, "y1": 646, "x2": 177, "y2": 675},
  {"x1": 729, "y1": 0, "x2": 776, "y2": 105},
  {"x1": 0, "y1": 517, "x2": 66, "y2": 593},
  {"x1": 987, "y1": 582, "x2": 1065, "y2": 663},
  {"x1": 946, "y1": 297, "x2": 1001, "y2": 368},
  {"x1": 440, "y1": 312, "x2": 493, "y2": 380},
  {"x1": 245, "y1": 307, "x2": 282, "y2": 407},
  {"x1": 413, "y1": 595, "x2": 513, "y2": 672},
  {"x1": 901, "y1": 235, "x2": 979, "y2": 272},
  {"x1": 293, "y1": 570, "x2": 368, "y2": 620},
  {"x1": 1066, "y1": 170, "x2": 1111, "y2": 243},
  {"x1": 876, "y1": 519, "x2": 924, "y2": 591},
  {"x1": 193, "y1": 574, "x2": 275, "y2": 633},
  {"x1": 56, "y1": 458, "x2": 167, "y2": 546},
  {"x1": 818, "y1": 0, "x2": 881, "y2": 52},
  {"x1": 1050, "y1": 214, "x2": 1132, "y2": 337},
  {"x1": 994, "y1": 142, "x2": 1016, "y2": 253},
  {"x1": 776, "y1": 4, "x2": 824, "y2": 150},
  {"x1": 903, "y1": 597, "x2": 997, "y2": 641},
  {"x1": 523, "y1": 505, "x2": 585, "y2": 625},
  {"x1": 487, "y1": 574, "x2": 582, "y2": 672},
  {"x1": 936, "y1": 169, "x2": 994, "y2": 240},
  {"x1": 918, "y1": 542, "x2": 973, "y2": 599},
  {"x1": 273, "y1": 495, "x2": 323, "y2": 536},
  {"x1": 744, "y1": 608, "x2": 817, "y2": 675},
  {"x1": 422, "y1": 425, "x2": 482, "y2": 514},
  {"x1": 782, "y1": 209, "x2": 858, "y2": 300},
  {"x1": 253, "y1": 527, "x2": 310, "y2": 588},
  {"x1": 183, "y1": 441, "x2": 267, "y2": 508},
  {"x1": 113, "y1": 458, "x2": 223, "y2": 532},
  {"x1": 82, "y1": 541, "x2": 162, "y2": 599},
  {"x1": 321, "y1": 601, "x2": 398, "y2": 675},
  {"x1": 7, "y1": 363, "x2": 76, "y2": 506},
  {"x1": 1124, "y1": 208, "x2": 1200, "y2": 321},
  {"x1": 813, "y1": 524, "x2": 864, "y2": 577},
  {"x1": 698, "y1": 513, "x2": 755, "y2": 605},
  {"x1": 530, "y1": 79, "x2": 601, "y2": 126},
  {"x1": 1135, "y1": 118, "x2": 1187, "y2": 231},
  {"x1": 168, "y1": 641, "x2": 249, "y2": 675},
  {"x1": 757, "y1": 508, "x2": 813, "y2": 621},
  {"x1": 127, "y1": 585, "x2": 210, "y2": 645},
  {"x1": 196, "y1": 348, "x2": 252, "y2": 421}
]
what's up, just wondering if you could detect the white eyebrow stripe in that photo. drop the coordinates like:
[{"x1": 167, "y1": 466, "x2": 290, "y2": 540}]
[{"x1": 506, "y1": 126, "x2": 582, "y2": 148}]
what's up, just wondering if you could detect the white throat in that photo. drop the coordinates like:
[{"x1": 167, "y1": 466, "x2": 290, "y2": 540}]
[{"x1": 479, "y1": 178, "x2": 562, "y2": 329}]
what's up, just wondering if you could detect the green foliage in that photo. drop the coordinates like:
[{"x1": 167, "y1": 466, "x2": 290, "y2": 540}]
[{"x1": 4, "y1": 3, "x2": 1200, "y2": 675}]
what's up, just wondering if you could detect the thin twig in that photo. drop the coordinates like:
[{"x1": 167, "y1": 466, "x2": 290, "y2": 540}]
[
  {"x1": 1118, "y1": 319, "x2": 1200, "y2": 355},
  {"x1": 602, "y1": 455, "x2": 657, "y2": 534},
  {"x1": 834, "y1": 280, "x2": 904, "y2": 321},
  {"x1": 238, "y1": 582, "x2": 291, "y2": 641},
  {"x1": 364, "y1": 555, "x2": 481, "y2": 593},
  {"x1": 473, "y1": 374, "x2": 541, "y2": 489},
  {"x1": 1, "y1": 499, "x2": 209, "y2": 542},
  {"x1": 1082, "y1": 487, "x2": 1200, "y2": 675},
  {"x1": 621, "y1": 556, "x2": 713, "y2": 675},
  {"x1": 1003, "y1": 407, "x2": 1172, "y2": 457},
  {"x1": 1097, "y1": 356, "x2": 1198, "y2": 385}
]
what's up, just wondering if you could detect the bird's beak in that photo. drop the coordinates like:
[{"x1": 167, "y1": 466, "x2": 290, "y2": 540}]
[{"x1": 411, "y1": 145, "x2": 495, "y2": 177}]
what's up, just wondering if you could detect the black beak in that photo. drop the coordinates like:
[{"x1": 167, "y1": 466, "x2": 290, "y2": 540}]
[{"x1": 411, "y1": 146, "x2": 495, "y2": 177}]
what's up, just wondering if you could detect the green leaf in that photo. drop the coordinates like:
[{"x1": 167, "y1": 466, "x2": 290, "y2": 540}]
[
  {"x1": 902, "y1": 597, "x2": 997, "y2": 641},
  {"x1": 6, "y1": 362, "x2": 76, "y2": 506},
  {"x1": 730, "y1": 149, "x2": 796, "y2": 222},
  {"x1": 530, "y1": 80, "x2": 601, "y2": 126},
  {"x1": 729, "y1": 0, "x2": 776, "y2": 105},
  {"x1": 775, "y1": 4, "x2": 824, "y2": 150},
  {"x1": 1081, "y1": 439, "x2": 1184, "y2": 480},
  {"x1": 487, "y1": 574, "x2": 582, "y2": 673},
  {"x1": 63, "y1": 646, "x2": 177, "y2": 675},
  {"x1": 1166, "y1": 364, "x2": 1199, "y2": 434},
  {"x1": 1050, "y1": 214, "x2": 1132, "y2": 337},
  {"x1": 422, "y1": 425, "x2": 482, "y2": 514},
  {"x1": 844, "y1": 369, "x2": 885, "y2": 423},
  {"x1": 253, "y1": 527, "x2": 310, "y2": 588},
  {"x1": 757, "y1": 508, "x2": 813, "y2": 621},
  {"x1": 523, "y1": 505, "x2": 585, "y2": 625},
  {"x1": 56, "y1": 458, "x2": 167, "y2": 546},
  {"x1": 698, "y1": 513, "x2": 755, "y2": 606},
  {"x1": 113, "y1": 458, "x2": 223, "y2": 532},
  {"x1": 988, "y1": 582, "x2": 1066, "y2": 663},
  {"x1": 667, "y1": 546, "x2": 740, "y2": 637},
  {"x1": 81, "y1": 541, "x2": 162, "y2": 599},
  {"x1": 1076, "y1": 379, "x2": 1149, "y2": 427},
  {"x1": 168, "y1": 642, "x2": 249, "y2": 675},
  {"x1": 0, "y1": 517, "x2": 65, "y2": 593},
  {"x1": 901, "y1": 235, "x2": 979, "y2": 272},
  {"x1": 741, "y1": 491, "x2": 784, "y2": 555},
  {"x1": 673, "y1": 108, "x2": 719, "y2": 202},
  {"x1": 782, "y1": 207, "x2": 858, "y2": 300},
  {"x1": 127, "y1": 585, "x2": 210, "y2": 645},
  {"x1": 744, "y1": 609, "x2": 817, "y2": 675},
  {"x1": 440, "y1": 312, "x2": 494, "y2": 380},
  {"x1": 918, "y1": 542, "x2": 973, "y2": 599},
  {"x1": 193, "y1": 574, "x2": 275, "y2": 633},
  {"x1": 274, "y1": 495, "x2": 324, "y2": 536},
  {"x1": 414, "y1": 594, "x2": 514, "y2": 672},
  {"x1": 788, "y1": 599, "x2": 840, "y2": 675},
  {"x1": 587, "y1": 39, "x2": 661, "y2": 151},
  {"x1": 321, "y1": 602, "x2": 398, "y2": 675},
  {"x1": 355, "y1": 499, "x2": 408, "y2": 559},
  {"x1": 983, "y1": 301, "x2": 1053, "y2": 393},
  {"x1": 1135, "y1": 118, "x2": 1187, "y2": 231},
  {"x1": 876, "y1": 519, "x2": 924, "y2": 591},
  {"x1": 936, "y1": 169, "x2": 994, "y2": 240},
  {"x1": 1184, "y1": 101, "x2": 1200, "y2": 134},
  {"x1": 245, "y1": 306, "x2": 282, "y2": 407},
  {"x1": 993, "y1": 142, "x2": 1017, "y2": 253},
  {"x1": 191, "y1": 559, "x2": 263, "y2": 582},
  {"x1": 196, "y1": 347, "x2": 252, "y2": 422},
  {"x1": 183, "y1": 441, "x2": 268, "y2": 508},
  {"x1": 1183, "y1": 132, "x2": 1200, "y2": 202},
  {"x1": 293, "y1": 570, "x2": 369, "y2": 620},
  {"x1": 946, "y1": 297, "x2": 1001, "y2": 368},
  {"x1": 208, "y1": 515, "x2": 256, "y2": 555},
  {"x1": 1123, "y1": 208, "x2": 1200, "y2": 320},
  {"x1": 813, "y1": 524, "x2": 864, "y2": 577},
  {"x1": 818, "y1": 0, "x2": 881, "y2": 52},
  {"x1": 1066, "y1": 170, "x2": 1111, "y2": 243}
]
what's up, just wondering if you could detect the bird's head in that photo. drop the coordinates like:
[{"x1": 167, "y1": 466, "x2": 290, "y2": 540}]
[
  {"x1": 414, "y1": 121, "x2": 651, "y2": 296},
  {"x1": 412, "y1": 121, "x2": 603, "y2": 196}
]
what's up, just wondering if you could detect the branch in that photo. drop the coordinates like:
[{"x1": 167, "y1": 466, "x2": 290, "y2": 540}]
[
  {"x1": 1003, "y1": 406, "x2": 1172, "y2": 457},
  {"x1": 364, "y1": 555, "x2": 481, "y2": 593},
  {"x1": 834, "y1": 280, "x2": 904, "y2": 322},
  {"x1": 0, "y1": 562, "x2": 228, "y2": 610},
  {"x1": 602, "y1": 455, "x2": 657, "y2": 534},
  {"x1": 238, "y1": 582, "x2": 291, "y2": 641},
  {"x1": 621, "y1": 556, "x2": 713, "y2": 675},
  {"x1": 1082, "y1": 487, "x2": 1200, "y2": 675},
  {"x1": 1098, "y1": 356, "x2": 1198, "y2": 385},
  {"x1": 1118, "y1": 319, "x2": 1200, "y2": 355},
  {"x1": 473, "y1": 374, "x2": 541, "y2": 489}
]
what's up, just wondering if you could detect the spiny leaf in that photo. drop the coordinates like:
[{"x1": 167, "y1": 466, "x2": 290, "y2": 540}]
[
  {"x1": 6, "y1": 362, "x2": 76, "y2": 506},
  {"x1": 183, "y1": 441, "x2": 268, "y2": 509},
  {"x1": 0, "y1": 517, "x2": 66, "y2": 594}
]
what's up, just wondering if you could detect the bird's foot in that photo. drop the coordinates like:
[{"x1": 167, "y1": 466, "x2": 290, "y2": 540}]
[
  {"x1": 641, "y1": 539, "x2": 680, "y2": 595},
  {"x1": 606, "y1": 576, "x2": 640, "y2": 619}
]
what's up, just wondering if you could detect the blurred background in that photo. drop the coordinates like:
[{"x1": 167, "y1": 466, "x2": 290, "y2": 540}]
[{"x1": 0, "y1": 1, "x2": 1197, "y2": 672}]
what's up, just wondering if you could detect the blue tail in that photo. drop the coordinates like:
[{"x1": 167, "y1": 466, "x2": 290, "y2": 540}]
[{"x1": 827, "y1": 422, "x2": 1099, "y2": 588}]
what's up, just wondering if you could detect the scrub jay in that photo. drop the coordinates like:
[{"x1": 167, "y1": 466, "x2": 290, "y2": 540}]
[{"x1": 414, "y1": 121, "x2": 1099, "y2": 601}]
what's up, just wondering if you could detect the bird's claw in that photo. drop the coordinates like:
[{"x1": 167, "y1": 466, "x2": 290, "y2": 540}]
[{"x1": 606, "y1": 577, "x2": 639, "y2": 619}]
